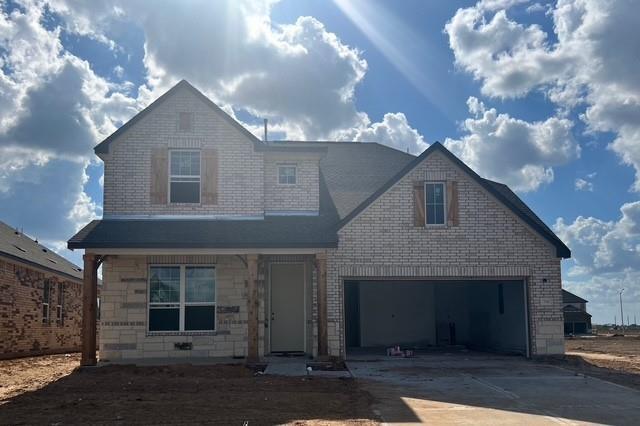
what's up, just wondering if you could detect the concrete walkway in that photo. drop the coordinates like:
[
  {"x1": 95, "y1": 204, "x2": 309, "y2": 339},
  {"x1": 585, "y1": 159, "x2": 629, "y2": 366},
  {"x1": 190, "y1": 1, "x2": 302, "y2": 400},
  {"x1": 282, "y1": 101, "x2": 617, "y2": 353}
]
[{"x1": 347, "y1": 351, "x2": 640, "y2": 425}]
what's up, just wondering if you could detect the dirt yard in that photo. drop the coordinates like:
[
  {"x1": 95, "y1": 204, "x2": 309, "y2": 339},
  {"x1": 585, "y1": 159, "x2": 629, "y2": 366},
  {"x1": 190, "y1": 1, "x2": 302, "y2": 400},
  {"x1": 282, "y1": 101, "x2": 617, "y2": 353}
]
[
  {"x1": 0, "y1": 354, "x2": 377, "y2": 425},
  {"x1": 550, "y1": 335, "x2": 640, "y2": 391}
]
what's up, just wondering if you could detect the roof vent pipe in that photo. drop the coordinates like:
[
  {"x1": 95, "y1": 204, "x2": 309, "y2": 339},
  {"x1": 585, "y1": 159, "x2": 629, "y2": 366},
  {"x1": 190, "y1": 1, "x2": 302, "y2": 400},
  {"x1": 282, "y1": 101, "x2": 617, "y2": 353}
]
[{"x1": 263, "y1": 118, "x2": 268, "y2": 142}]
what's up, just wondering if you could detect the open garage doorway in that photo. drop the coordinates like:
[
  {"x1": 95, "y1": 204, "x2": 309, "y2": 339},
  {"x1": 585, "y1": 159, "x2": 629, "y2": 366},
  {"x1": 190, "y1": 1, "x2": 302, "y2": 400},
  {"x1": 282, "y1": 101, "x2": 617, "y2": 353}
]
[{"x1": 344, "y1": 280, "x2": 529, "y2": 357}]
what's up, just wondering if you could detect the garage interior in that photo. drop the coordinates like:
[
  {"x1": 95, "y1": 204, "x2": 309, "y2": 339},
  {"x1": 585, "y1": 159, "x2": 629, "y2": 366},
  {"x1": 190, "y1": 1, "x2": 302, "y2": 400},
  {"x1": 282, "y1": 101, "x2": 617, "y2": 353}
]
[{"x1": 344, "y1": 280, "x2": 529, "y2": 356}]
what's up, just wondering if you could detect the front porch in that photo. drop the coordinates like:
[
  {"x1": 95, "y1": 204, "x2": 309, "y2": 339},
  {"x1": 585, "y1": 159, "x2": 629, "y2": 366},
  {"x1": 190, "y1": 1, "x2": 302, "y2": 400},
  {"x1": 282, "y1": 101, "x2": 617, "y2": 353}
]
[{"x1": 80, "y1": 251, "x2": 329, "y2": 366}]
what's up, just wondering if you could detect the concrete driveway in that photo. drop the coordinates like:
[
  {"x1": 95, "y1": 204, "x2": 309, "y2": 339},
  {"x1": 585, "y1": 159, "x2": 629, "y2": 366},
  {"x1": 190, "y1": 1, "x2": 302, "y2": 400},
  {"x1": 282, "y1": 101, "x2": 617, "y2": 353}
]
[{"x1": 347, "y1": 351, "x2": 640, "y2": 425}]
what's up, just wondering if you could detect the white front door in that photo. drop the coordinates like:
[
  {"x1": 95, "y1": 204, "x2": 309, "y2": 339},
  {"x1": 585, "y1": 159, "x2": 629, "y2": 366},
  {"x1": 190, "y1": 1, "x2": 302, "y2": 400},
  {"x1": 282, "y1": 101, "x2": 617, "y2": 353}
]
[{"x1": 270, "y1": 263, "x2": 305, "y2": 352}]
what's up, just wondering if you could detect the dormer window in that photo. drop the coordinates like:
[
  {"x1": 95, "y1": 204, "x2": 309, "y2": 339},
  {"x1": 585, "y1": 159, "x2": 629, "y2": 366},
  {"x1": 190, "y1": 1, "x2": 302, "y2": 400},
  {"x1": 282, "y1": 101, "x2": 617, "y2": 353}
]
[
  {"x1": 170, "y1": 150, "x2": 201, "y2": 203},
  {"x1": 278, "y1": 164, "x2": 297, "y2": 185},
  {"x1": 178, "y1": 112, "x2": 194, "y2": 132}
]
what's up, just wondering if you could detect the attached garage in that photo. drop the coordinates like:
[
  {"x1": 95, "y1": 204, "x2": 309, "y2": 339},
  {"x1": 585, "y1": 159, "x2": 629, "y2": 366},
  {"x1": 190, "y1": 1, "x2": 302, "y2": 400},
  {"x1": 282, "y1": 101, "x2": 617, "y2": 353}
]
[{"x1": 344, "y1": 280, "x2": 529, "y2": 356}]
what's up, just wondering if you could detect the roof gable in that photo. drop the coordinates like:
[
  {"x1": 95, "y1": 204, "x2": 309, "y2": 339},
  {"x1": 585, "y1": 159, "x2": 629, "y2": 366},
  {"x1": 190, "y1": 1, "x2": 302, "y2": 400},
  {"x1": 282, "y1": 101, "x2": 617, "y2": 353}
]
[
  {"x1": 337, "y1": 142, "x2": 571, "y2": 259},
  {"x1": 94, "y1": 80, "x2": 264, "y2": 155}
]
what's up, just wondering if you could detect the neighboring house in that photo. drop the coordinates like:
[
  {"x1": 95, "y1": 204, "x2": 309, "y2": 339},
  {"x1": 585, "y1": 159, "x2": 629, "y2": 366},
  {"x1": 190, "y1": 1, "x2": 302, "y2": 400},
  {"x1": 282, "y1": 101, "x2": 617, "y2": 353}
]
[
  {"x1": 0, "y1": 221, "x2": 84, "y2": 359},
  {"x1": 562, "y1": 289, "x2": 592, "y2": 335},
  {"x1": 68, "y1": 80, "x2": 571, "y2": 365}
]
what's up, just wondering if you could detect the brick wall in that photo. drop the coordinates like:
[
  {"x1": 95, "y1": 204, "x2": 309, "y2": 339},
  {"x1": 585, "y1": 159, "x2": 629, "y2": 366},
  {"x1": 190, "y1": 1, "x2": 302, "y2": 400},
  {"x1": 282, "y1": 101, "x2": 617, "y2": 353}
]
[
  {"x1": 103, "y1": 88, "x2": 265, "y2": 216},
  {"x1": 263, "y1": 156, "x2": 320, "y2": 212},
  {"x1": 326, "y1": 151, "x2": 565, "y2": 357},
  {"x1": 0, "y1": 257, "x2": 83, "y2": 359},
  {"x1": 102, "y1": 87, "x2": 321, "y2": 217}
]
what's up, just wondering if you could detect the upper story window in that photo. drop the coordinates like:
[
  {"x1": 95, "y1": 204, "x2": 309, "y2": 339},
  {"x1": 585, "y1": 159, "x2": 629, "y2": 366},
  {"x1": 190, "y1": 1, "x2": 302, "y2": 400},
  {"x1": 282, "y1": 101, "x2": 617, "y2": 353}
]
[
  {"x1": 278, "y1": 164, "x2": 297, "y2": 185},
  {"x1": 170, "y1": 150, "x2": 200, "y2": 203},
  {"x1": 425, "y1": 182, "x2": 446, "y2": 225},
  {"x1": 178, "y1": 112, "x2": 194, "y2": 132}
]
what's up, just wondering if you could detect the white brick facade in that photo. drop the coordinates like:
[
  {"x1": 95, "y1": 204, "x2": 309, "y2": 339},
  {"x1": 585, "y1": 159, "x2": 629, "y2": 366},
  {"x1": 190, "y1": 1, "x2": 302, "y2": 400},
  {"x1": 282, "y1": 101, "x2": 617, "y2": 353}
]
[
  {"x1": 325, "y1": 151, "x2": 565, "y2": 357},
  {"x1": 264, "y1": 156, "x2": 320, "y2": 213},
  {"x1": 102, "y1": 86, "x2": 320, "y2": 217}
]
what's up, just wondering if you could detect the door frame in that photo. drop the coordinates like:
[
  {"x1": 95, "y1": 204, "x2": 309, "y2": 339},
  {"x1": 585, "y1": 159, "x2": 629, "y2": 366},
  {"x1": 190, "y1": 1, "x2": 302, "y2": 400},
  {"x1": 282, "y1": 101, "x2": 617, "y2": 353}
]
[{"x1": 268, "y1": 261, "x2": 307, "y2": 353}]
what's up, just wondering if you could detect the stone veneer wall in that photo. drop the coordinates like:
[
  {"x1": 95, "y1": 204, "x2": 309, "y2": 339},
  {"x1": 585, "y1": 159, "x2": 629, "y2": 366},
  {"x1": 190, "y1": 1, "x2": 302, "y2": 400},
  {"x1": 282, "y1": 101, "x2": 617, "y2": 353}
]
[
  {"x1": 326, "y1": 151, "x2": 565, "y2": 358},
  {"x1": 100, "y1": 254, "x2": 267, "y2": 360},
  {"x1": 0, "y1": 257, "x2": 83, "y2": 359}
]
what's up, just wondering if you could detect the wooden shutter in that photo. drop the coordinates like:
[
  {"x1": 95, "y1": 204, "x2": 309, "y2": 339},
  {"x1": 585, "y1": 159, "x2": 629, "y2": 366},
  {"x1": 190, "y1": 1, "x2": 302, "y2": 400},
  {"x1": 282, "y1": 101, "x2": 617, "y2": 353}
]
[
  {"x1": 447, "y1": 181, "x2": 459, "y2": 226},
  {"x1": 202, "y1": 148, "x2": 219, "y2": 205},
  {"x1": 150, "y1": 147, "x2": 168, "y2": 204},
  {"x1": 413, "y1": 182, "x2": 425, "y2": 227}
]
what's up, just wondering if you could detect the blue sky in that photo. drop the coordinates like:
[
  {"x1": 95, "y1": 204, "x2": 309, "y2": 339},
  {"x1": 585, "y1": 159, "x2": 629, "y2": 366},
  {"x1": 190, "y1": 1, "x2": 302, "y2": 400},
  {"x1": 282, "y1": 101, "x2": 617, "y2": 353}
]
[{"x1": 0, "y1": 0, "x2": 638, "y2": 324}]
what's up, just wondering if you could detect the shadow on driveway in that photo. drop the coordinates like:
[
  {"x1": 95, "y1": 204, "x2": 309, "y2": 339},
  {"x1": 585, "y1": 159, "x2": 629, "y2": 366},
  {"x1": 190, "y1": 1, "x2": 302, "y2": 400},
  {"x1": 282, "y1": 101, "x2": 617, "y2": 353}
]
[{"x1": 347, "y1": 350, "x2": 640, "y2": 425}]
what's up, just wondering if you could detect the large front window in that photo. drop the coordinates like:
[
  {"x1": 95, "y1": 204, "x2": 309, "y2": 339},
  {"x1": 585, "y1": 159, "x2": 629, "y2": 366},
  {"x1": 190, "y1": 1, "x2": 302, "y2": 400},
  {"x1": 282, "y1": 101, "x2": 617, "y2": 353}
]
[
  {"x1": 170, "y1": 150, "x2": 201, "y2": 203},
  {"x1": 425, "y1": 182, "x2": 446, "y2": 225},
  {"x1": 149, "y1": 266, "x2": 216, "y2": 332}
]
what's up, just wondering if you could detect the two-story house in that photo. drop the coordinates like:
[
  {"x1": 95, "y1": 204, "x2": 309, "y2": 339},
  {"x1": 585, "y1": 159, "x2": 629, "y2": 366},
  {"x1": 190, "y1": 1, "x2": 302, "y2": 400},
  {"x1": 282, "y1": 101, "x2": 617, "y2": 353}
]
[
  {"x1": 69, "y1": 80, "x2": 570, "y2": 365},
  {"x1": 562, "y1": 289, "x2": 592, "y2": 335}
]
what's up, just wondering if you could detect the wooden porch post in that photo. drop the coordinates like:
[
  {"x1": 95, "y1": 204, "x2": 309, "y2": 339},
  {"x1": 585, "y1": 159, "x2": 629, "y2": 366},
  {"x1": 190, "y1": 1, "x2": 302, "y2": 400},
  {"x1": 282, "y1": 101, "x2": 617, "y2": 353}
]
[
  {"x1": 316, "y1": 253, "x2": 328, "y2": 358},
  {"x1": 81, "y1": 253, "x2": 99, "y2": 366},
  {"x1": 246, "y1": 254, "x2": 259, "y2": 362}
]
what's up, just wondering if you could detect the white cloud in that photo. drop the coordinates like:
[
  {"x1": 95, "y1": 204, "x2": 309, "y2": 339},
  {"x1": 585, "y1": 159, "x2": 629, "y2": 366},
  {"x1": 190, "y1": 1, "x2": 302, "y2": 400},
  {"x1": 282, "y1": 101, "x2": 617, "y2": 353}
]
[
  {"x1": 444, "y1": 97, "x2": 579, "y2": 191},
  {"x1": 48, "y1": 0, "x2": 425, "y2": 147},
  {"x1": 445, "y1": 0, "x2": 640, "y2": 190},
  {"x1": 556, "y1": 202, "x2": 640, "y2": 276},
  {"x1": 555, "y1": 203, "x2": 640, "y2": 323},
  {"x1": 336, "y1": 112, "x2": 428, "y2": 154},
  {"x1": 0, "y1": 0, "x2": 429, "y2": 268},
  {"x1": 0, "y1": 0, "x2": 135, "y2": 252},
  {"x1": 575, "y1": 178, "x2": 593, "y2": 192},
  {"x1": 525, "y1": 3, "x2": 548, "y2": 14}
]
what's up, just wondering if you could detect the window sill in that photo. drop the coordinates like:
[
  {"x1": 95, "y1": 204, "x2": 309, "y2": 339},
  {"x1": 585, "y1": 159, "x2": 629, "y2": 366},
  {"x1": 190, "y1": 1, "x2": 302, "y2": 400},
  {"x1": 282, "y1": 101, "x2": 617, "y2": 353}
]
[{"x1": 146, "y1": 330, "x2": 228, "y2": 337}]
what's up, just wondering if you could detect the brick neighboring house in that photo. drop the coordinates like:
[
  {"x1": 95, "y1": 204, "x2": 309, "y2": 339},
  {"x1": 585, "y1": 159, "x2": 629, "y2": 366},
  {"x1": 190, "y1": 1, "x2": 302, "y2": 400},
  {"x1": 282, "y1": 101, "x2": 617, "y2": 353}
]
[
  {"x1": 0, "y1": 221, "x2": 84, "y2": 359},
  {"x1": 68, "y1": 80, "x2": 571, "y2": 366}
]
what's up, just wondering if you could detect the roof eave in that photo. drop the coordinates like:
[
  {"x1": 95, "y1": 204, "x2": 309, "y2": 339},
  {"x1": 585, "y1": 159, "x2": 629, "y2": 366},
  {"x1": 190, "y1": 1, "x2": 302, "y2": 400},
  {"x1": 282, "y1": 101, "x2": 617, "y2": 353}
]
[{"x1": 67, "y1": 241, "x2": 338, "y2": 250}]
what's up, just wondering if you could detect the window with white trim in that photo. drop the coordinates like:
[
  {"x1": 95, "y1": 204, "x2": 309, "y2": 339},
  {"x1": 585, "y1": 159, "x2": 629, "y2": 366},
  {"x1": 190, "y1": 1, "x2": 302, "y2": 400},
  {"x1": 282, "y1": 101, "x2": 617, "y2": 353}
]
[
  {"x1": 169, "y1": 150, "x2": 201, "y2": 203},
  {"x1": 425, "y1": 182, "x2": 446, "y2": 225},
  {"x1": 148, "y1": 266, "x2": 216, "y2": 332},
  {"x1": 278, "y1": 164, "x2": 297, "y2": 185}
]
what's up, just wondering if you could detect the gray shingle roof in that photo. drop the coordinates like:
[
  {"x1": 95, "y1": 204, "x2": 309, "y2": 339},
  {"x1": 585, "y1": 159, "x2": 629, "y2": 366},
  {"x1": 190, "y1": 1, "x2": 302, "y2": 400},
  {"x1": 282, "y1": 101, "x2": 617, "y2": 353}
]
[
  {"x1": 68, "y1": 173, "x2": 340, "y2": 250},
  {"x1": 1, "y1": 220, "x2": 83, "y2": 280},
  {"x1": 70, "y1": 137, "x2": 570, "y2": 258},
  {"x1": 316, "y1": 142, "x2": 415, "y2": 219},
  {"x1": 563, "y1": 289, "x2": 588, "y2": 304},
  {"x1": 68, "y1": 216, "x2": 338, "y2": 249}
]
